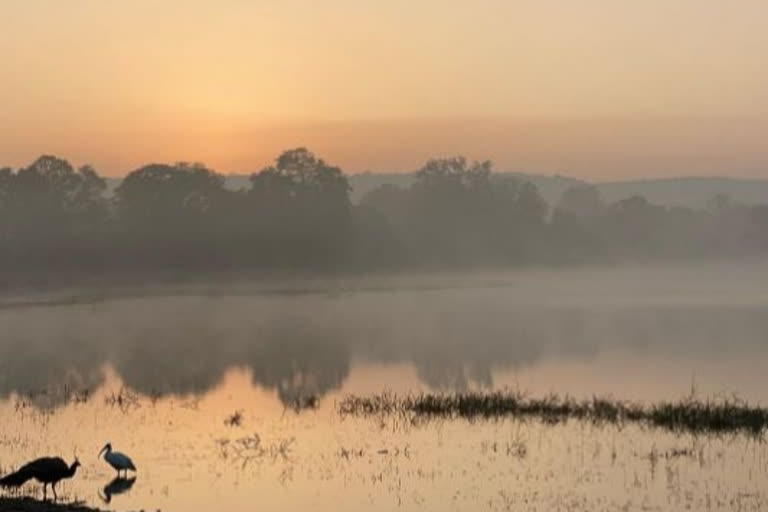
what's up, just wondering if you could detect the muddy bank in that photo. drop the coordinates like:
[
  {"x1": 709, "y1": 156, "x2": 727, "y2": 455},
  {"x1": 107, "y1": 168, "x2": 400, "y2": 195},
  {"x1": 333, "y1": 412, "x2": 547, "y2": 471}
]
[{"x1": 0, "y1": 498, "x2": 108, "y2": 512}]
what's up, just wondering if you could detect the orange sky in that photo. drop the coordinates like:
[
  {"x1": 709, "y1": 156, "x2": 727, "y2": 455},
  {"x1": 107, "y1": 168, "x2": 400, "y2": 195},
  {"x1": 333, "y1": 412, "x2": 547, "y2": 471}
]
[{"x1": 1, "y1": 1, "x2": 767, "y2": 179}]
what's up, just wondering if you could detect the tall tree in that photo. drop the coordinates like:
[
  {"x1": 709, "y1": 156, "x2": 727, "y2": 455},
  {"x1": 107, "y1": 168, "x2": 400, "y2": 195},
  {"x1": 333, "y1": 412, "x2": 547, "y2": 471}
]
[
  {"x1": 9, "y1": 156, "x2": 106, "y2": 239},
  {"x1": 115, "y1": 162, "x2": 225, "y2": 231},
  {"x1": 114, "y1": 162, "x2": 229, "y2": 267},
  {"x1": 0, "y1": 156, "x2": 108, "y2": 273},
  {"x1": 248, "y1": 148, "x2": 353, "y2": 266}
]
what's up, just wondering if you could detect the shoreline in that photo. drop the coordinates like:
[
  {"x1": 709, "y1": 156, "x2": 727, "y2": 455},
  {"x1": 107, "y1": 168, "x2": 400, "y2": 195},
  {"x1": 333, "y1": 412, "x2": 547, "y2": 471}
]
[{"x1": 0, "y1": 498, "x2": 110, "y2": 512}]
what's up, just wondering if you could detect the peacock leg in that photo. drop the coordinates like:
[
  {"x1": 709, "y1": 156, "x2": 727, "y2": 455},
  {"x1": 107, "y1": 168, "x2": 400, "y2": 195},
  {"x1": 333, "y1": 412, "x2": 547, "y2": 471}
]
[{"x1": 52, "y1": 482, "x2": 58, "y2": 501}]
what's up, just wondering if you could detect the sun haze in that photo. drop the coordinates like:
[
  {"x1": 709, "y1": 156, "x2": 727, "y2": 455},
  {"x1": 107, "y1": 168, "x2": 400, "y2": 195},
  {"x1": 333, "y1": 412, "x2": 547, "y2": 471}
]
[{"x1": 1, "y1": 0, "x2": 767, "y2": 178}]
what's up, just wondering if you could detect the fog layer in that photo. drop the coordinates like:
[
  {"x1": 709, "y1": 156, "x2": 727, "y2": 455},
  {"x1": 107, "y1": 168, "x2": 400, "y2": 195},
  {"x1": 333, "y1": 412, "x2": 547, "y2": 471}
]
[
  {"x1": 2, "y1": 151, "x2": 768, "y2": 288},
  {"x1": 2, "y1": 266, "x2": 766, "y2": 408}
]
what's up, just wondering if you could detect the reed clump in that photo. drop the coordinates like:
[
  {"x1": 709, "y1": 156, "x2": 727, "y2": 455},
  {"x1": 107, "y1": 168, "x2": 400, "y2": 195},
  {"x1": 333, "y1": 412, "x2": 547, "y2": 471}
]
[{"x1": 338, "y1": 391, "x2": 768, "y2": 437}]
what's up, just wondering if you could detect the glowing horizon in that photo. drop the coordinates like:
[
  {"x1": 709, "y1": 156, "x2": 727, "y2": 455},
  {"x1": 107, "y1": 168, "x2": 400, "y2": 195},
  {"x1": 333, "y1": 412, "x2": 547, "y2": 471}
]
[{"x1": 2, "y1": 1, "x2": 768, "y2": 179}]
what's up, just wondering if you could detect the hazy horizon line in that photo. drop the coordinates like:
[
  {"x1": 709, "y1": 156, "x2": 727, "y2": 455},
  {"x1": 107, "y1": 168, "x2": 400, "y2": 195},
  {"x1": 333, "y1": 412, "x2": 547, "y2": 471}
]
[{"x1": 4, "y1": 115, "x2": 768, "y2": 180}]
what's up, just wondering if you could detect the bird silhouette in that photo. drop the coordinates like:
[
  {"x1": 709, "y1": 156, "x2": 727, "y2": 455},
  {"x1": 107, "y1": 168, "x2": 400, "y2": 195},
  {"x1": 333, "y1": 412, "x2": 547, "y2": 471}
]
[
  {"x1": 99, "y1": 443, "x2": 136, "y2": 477},
  {"x1": 98, "y1": 475, "x2": 136, "y2": 504},
  {"x1": 0, "y1": 456, "x2": 80, "y2": 501}
]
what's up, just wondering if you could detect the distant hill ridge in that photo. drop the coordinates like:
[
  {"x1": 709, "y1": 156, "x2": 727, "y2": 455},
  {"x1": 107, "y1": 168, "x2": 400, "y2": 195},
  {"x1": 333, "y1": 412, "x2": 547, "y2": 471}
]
[{"x1": 105, "y1": 173, "x2": 768, "y2": 209}]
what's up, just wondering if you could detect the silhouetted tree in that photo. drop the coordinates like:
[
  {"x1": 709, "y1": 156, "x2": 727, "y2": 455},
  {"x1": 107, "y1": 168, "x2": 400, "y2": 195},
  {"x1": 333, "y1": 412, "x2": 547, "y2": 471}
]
[
  {"x1": 0, "y1": 156, "x2": 108, "y2": 272},
  {"x1": 350, "y1": 203, "x2": 407, "y2": 268},
  {"x1": 702, "y1": 193, "x2": 750, "y2": 256},
  {"x1": 359, "y1": 184, "x2": 410, "y2": 226},
  {"x1": 413, "y1": 156, "x2": 492, "y2": 193},
  {"x1": 598, "y1": 196, "x2": 668, "y2": 259},
  {"x1": 0, "y1": 167, "x2": 13, "y2": 252},
  {"x1": 745, "y1": 204, "x2": 768, "y2": 251},
  {"x1": 548, "y1": 208, "x2": 597, "y2": 262},
  {"x1": 2, "y1": 150, "x2": 768, "y2": 281},
  {"x1": 362, "y1": 157, "x2": 549, "y2": 265},
  {"x1": 114, "y1": 162, "x2": 230, "y2": 268},
  {"x1": 558, "y1": 184, "x2": 604, "y2": 219},
  {"x1": 247, "y1": 148, "x2": 353, "y2": 267},
  {"x1": 407, "y1": 157, "x2": 494, "y2": 264}
]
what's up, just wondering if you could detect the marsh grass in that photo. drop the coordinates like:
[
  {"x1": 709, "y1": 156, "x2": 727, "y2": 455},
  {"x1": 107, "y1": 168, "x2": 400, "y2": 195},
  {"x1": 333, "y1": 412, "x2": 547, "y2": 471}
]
[
  {"x1": 12, "y1": 386, "x2": 92, "y2": 414},
  {"x1": 284, "y1": 394, "x2": 320, "y2": 414},
  {"x1": 103, "y1": 387, "x2": 140, "y2": 411},
  {"x1": 338, "y1": 391, "x2": 768, "y2": 437}
]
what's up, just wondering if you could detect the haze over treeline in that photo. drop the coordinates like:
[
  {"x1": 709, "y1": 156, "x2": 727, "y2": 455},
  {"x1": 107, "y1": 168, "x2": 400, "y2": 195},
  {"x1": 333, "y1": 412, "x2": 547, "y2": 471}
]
[{"x1": 1, "y1": 148, "x2": 767, "y2": 282}]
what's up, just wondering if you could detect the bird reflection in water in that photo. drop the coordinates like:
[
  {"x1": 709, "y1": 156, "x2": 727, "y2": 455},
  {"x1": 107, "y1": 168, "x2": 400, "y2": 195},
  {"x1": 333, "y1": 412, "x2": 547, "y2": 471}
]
[{"x1": 98, "y1": 475, "x2": 136, "y2": 504}]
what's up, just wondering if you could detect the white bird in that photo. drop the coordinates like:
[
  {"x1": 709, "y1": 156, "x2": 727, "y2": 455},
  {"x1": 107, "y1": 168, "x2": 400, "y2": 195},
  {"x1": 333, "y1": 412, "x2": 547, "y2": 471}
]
[{"x1": 98, "y1": 443, "x2": 136, "y2": 477}]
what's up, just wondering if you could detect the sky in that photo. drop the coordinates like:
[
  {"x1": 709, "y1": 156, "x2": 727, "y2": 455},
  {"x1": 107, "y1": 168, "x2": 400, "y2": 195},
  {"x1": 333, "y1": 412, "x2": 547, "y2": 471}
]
[{"x1": 1, "y1": 0, "x2": 767, "y2": 179}]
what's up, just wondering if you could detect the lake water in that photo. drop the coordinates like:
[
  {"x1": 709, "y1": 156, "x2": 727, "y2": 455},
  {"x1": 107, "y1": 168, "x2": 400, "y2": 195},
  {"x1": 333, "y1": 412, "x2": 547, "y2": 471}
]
[{"x1": 1, "y1": 266, "x2": 767, "y2": 511}]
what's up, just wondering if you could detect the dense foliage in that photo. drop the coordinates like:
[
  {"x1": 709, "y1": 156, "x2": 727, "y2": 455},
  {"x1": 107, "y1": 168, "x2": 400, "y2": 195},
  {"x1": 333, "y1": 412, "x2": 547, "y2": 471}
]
[{"x1": 1, "y1": 148, "x2": 767, "y2": 281}]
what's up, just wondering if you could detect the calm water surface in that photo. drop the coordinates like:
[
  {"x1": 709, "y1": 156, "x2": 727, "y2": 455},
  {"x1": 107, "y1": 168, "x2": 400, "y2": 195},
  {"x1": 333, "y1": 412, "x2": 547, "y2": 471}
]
[{"x1": 1, "y1": 267, "x2": 767, "y2": 511}]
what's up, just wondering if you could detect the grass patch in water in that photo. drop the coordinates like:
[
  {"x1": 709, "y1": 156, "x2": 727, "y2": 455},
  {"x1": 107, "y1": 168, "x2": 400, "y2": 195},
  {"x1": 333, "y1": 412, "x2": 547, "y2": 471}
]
[{"x1": 338, "y1": 391, "x2": 768, "y2": 436}]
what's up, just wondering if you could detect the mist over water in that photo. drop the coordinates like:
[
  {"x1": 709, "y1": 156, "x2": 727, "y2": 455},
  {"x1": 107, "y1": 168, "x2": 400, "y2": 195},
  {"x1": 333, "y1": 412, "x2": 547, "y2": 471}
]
[
  {"x1": 5, "y1": 4, "x2": 768, "y2": 509},
  {"x1": 1, "y1": 265, "x2": 768, "y2": 512},
  {"x1": 2, "y1": 264, "x2": 767, "y2": 408}
]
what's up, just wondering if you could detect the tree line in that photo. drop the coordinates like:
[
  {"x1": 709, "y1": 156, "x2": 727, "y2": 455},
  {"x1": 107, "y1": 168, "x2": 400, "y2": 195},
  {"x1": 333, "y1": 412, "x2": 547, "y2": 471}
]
[{"x1": 1, "y1": 148, "x2": 767, "y2": 282}]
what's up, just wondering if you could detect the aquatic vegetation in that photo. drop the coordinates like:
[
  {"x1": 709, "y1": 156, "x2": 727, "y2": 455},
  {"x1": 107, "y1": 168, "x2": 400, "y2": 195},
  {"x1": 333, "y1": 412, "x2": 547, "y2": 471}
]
[
  {"x1": 215, "y1": 434, "x2": 295, "y2": 469},
  {"x1": 224, "y1": 409, "x2": 244, "y2": 427},
  {"x1": 284, "y1": 394, "x2": 320, "y2": 414},
  {"x1": 103, "y1": 388, "x2": 140, "y2": 411},
  {"x1": 338, "y1": 391, "x2": 768, "y2": 436},
  {"x1": 11, "y1": 386, "x2": 92, "y2": 414},
  {"x1": 339, "y1": 447, "x2": 365, "y2": 460}
]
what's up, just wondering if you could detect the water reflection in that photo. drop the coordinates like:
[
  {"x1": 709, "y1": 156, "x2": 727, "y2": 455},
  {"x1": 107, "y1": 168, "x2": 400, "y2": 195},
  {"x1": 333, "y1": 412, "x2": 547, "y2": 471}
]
[
  {"x1": 2, "y1": 271, "x2": 768, "y2": 512},
  {"x1": 0, "y1": 366, "x2": 765, "y2": 512},
  {"x1": 99, "y1": 476, "x2": 136, "y2": 504},
  {"x1": 1, "y1": 279, "x2": 768, "y2": 409}
]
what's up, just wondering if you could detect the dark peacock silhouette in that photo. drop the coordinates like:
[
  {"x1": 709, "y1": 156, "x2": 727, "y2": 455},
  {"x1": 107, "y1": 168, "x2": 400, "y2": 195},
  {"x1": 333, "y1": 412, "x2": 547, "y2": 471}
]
[{"x1": 0, "y1": 457, "x2": 80, "y2": 500}]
